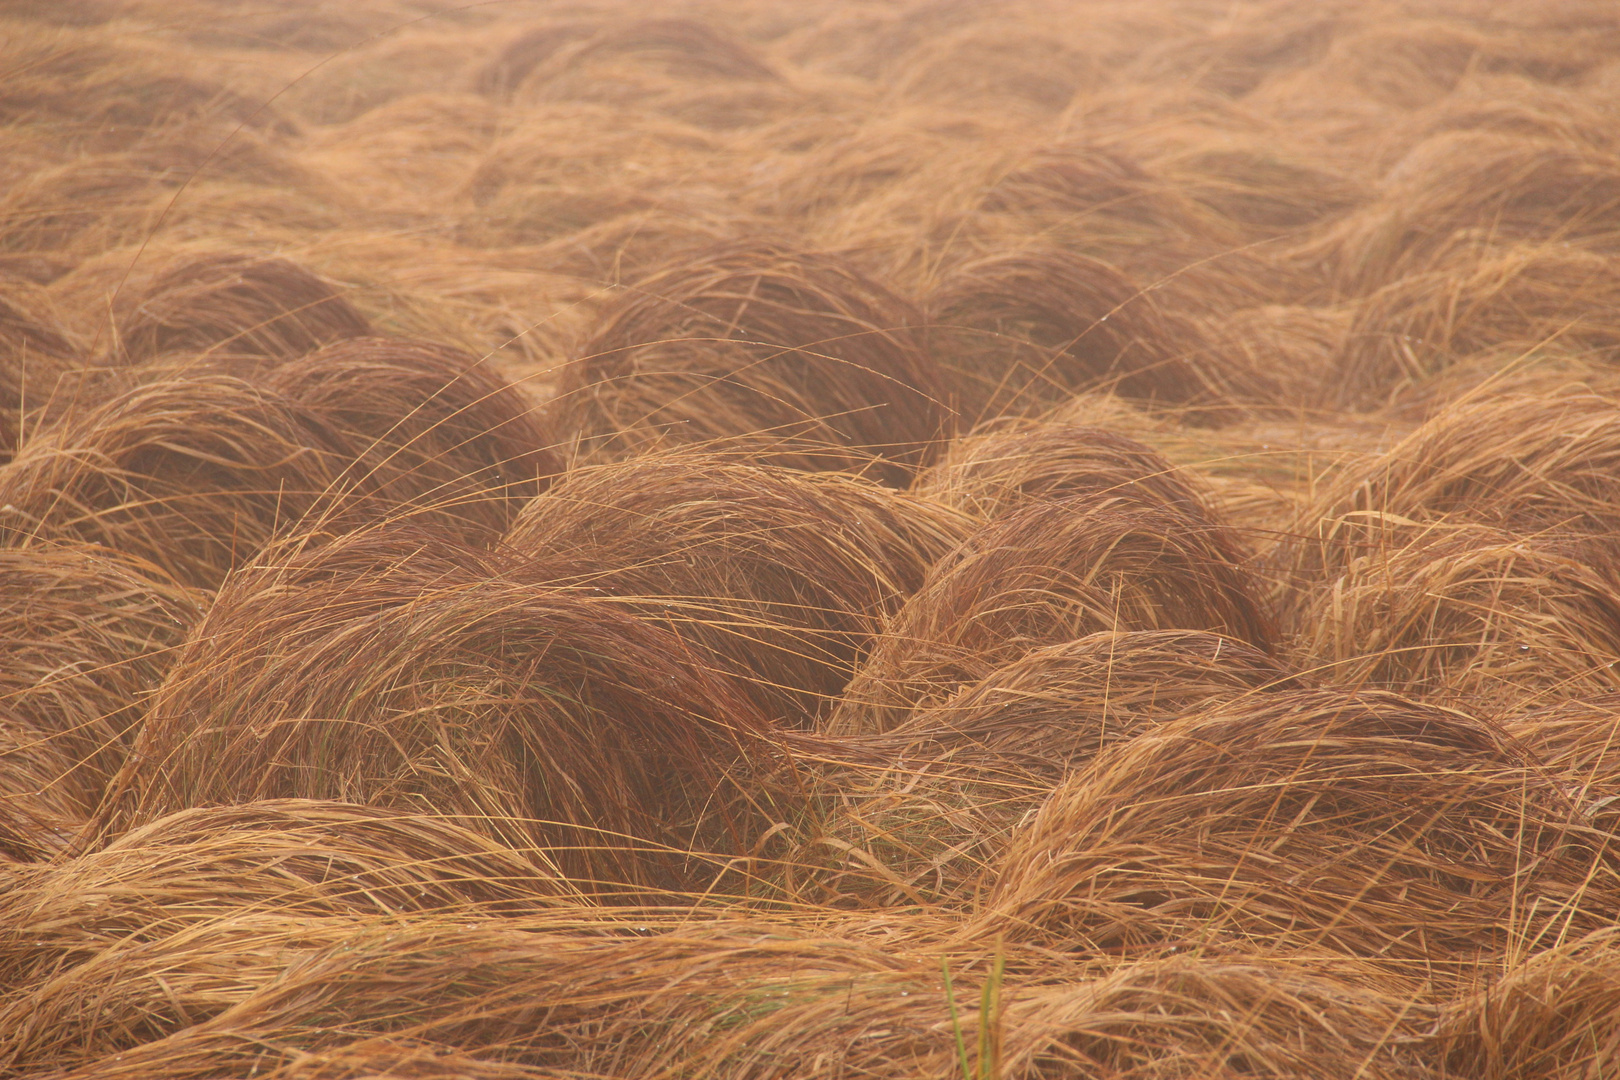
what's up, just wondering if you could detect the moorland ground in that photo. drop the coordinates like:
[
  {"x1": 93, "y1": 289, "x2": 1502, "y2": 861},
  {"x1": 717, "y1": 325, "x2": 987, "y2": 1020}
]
[{"x1": 4, "y1": 1, "x2": 1620, "y2": 1077}]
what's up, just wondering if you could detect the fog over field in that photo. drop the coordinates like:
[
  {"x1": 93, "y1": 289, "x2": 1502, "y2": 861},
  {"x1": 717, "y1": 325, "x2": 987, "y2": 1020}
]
[{"x1": 4, "y1": 2, "x2": 1620, "y2": 1077}]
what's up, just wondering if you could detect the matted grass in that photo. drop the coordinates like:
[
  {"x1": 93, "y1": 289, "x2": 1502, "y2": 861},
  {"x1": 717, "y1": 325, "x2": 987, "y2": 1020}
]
[{"x1": 7, "y1": 0, "x2": 1620, "y2": 1075}]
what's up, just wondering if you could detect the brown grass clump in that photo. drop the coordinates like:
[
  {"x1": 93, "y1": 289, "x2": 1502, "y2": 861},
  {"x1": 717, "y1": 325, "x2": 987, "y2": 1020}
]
[
  {"x1": 118, "y1": 526, "x2": 793, "y2": 895},
  {"x1": 1202, "y1": 303, "x2": 1351, "y2": 414},
  {"x1": 922, "y1": 245, "x2": 1217, "y2": 421},
  {"x1": 112, "y1": 250, "x2": 372, "y2": 365},
  {"x1": 974, "y1": 689, "x2": 1615, "y2": 990},
  {"x1": 829, "y1": 492, "x2": 1274, "y2": 735},
  {"x1": 1315, "y1": 132, "x2": 1620, "y2": 296},
  {"x1": 265, "y1": 336, "x2": 562, "y2": 541},
  {"x1": 552, "y1": 241, "x2": 954, "y2": 486},
  {"x1": 507, "y1": 18, "x2": 781, "y2": 107},
  {"x1": 914, "y1": 420, "x2": 1212, "y2": 522},
  {"x1": 1, "y1": 706, "x2": 91, "y2": 862},
  {"x1": 1505, "y1": 694, "x2": 1620, "y2": 833},
  {"x1": 0, "y1": 544, "x2": 200, "y2": 856},
  {"x1": 998, "y1": 954, "x2": 1432, "y2": 1080},
  {"x1": 1, "y1": 801, "x2": 579, "y2": 988},
  {"x1": 506, "y1": 452, "x2": 972, "y2": 728},
  {"x1": 1291, "y1": 393, "x2": 1620, "y2": 588},
  {"x1": 1292, "y1": 522, "x2": 1620, "y2": 709},
  {"x1": 1437, "y1": 929, "x2": 1620, "y2": 1079},
  {"x1": 0, "y1": 901, "x2": 1429, "y2": 1080},
  {"x1": 794, "y1": 631, "x2": 1296, "y2": 910},
  {"x1": 1335, "y1": 243, "x2": 1620, "y2": 410},
  {"x1": 0, "y1": 375, "x2": 362, "y2": 589},
  {"x1": 0, "y1": 282, "x2": 78, "y2": 459},
  {"x1": 900, "y1": 630, "x2": 1298, "y2": 780}
]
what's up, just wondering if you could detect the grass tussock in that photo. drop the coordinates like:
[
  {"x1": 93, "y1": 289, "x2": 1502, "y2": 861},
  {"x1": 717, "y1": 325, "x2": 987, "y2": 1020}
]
[
  {"x1": 830, "y1": 492, "x2": 1272, "y2": 735},
  {"x1": 1291, "y1": 521, "x2": 1620, "y2": 709},
  {"x1": 0, "y1": 543, "x2": 200, "y2": 857},
  {"x1": 506, "y1": 451, "x2": 971, "y2": 727},
  {"x1": 552, "y1": 240, "x2": 954, "y2": 485},
  {"x1": 0, "y1": 281, "x2": 77, "y2": 460},
  {"x1": 115, "y1": 526, "x2": 794, "y2": 895},
  {"x1": 265, "y1": 335, "x2": 563, "y2": 541},
  {"x1": 974, "y1": 689, "x2": 1616, "y2": 991},
  {"x1": 112, "y1": 250, "x2": 373, "y2": 365},
  {"x1": 922, "y1": 245, "x2": 1216, "y2": 421},
  {"x1": 914, "y1": 419, "x2": 1212, "y2": 522},
  {"x1": 0, "y1": 376, "x2": 361, "y2": 588}
]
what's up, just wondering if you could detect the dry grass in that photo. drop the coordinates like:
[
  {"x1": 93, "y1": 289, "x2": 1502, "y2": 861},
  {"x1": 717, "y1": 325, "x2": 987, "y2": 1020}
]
[
  {"x1": 0, "y1": 543, "x2": 200, "y2": 859},
  {"x1": 1291, "y1": 521, "x2": 1620, "y2": 709},
  {"x1": 8, "y1": 0, "x2": 1620, "y2": 1074},
  {"x1": 0, "y1": 375, "x2": 362, "y2": 588},
  {"x1": 505, "y1": 451, "x2": 971, "y2": 727},
  {"x1": 112, "y1": 525, "x2": 796, "y2": 896},
  {"x1": 973, "y1": 689, "x2": 1617, "y2": 993},
  {"x1": 551, "y1": 240, "x2": 955, "y2": 486},
  {"x1": 0, "y1": 280, "x2": 78, "y2": 460},
  {"x1": 111, "y1": 250, "x2": 372, "y2": 365},
  {"x1": 265, "y1": 335, "x2": 563, "y2": 542},
  {"x1": 830, "y1": 492, "x2": 1273, "y2": 735},
  {"x1": 914, "y1": 418, "x2": 1214, "y2": 522},
  {"x1": 921, "y1": 245, "x2": 1217, "y2": 422}
]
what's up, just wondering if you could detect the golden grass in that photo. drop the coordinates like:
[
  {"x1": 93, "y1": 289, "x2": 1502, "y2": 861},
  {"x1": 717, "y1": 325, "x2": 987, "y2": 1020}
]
[{"x1": 5, "y1": 0, "x2": 1620, "y2": 1075}]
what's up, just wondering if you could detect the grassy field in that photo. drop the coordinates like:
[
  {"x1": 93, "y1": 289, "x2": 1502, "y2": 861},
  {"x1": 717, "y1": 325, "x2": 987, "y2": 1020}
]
[{"x1": 4, "y1": 1, "x2": 1620, "y2": 1076}]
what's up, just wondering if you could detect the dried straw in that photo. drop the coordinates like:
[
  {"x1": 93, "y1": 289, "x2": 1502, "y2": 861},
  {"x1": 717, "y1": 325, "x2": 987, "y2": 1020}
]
[
  {"x1": 1437, "y1": 928, "x2": 1620, "y2": 1079},
  {"x1": 922, "y1": 245, "x2": 1216, "y2": 421},
  {"x1": 913, "y1": 419, "x2": 1213, "y2": 522},
  {"x1": 973, "y1": 689, "x2": 1615, "y2": 992},
  {"x1": 1286, "y1": 392, "x2": 1620, "y2": 590},
  {"x1": 0, "y1": 543, "x2": 200, "y2": 857},
  {"x1": 1, "y1": 800, "x2": 579, "y2": 991},
  {"x1": 505, "y1": 451, "x2": 972, "y2": 727},
  {"x1": 829, "y1": 492, "x2": 1273, "y2": 735},
  {"x1": 0, "y1": 902, "x2": 1429, "y2": 1080},
  {"x1": 265, "y1": 335, "x2": 562, "y2": 542},
  {"x1": 792, "y1": 630, "x2": 1295, "y2": 911},
  {"x1": 1314, "y1": 132, "x2": 1620, "y2": 296},
  {"x1": 0, "y1": 375, "x2": 361, "y2": 589},
  {"x1": 117, "y1": 525, "x2": 793, "y2": 895},
  {"x1": 1291, "y1": 521, "x2": 1620, "y2": 708},
  {"x1": 1335, "y1": 241, "x2": 1620, "y2": 410},
  {"x1": 112, "y1": 250, "x2": 372, "y2": 365},
  {"x1": 0, "y1": 282, "x2": 78, "y2": 459},
  {"x1": 552, "y1": 240, "x2": 954, "y2": 486},
  {"x1": 899, "y1": 630, "x2": 1298, "y2": 780},
  {"x1": 1506, "y1": 693, "x2": 1620, "y2": 832}
]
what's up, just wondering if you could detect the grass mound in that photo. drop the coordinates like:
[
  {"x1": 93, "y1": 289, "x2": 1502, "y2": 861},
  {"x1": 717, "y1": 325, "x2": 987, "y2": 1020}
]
[
  {"x1": 506, "y1": 451, "x2": 971, "y2": 727},
  {"x1": 923, "y1": 245, "x2": 1218, "y2": 421},
  {"x1": 1, "y1": 801, "x2": 579, "y2": 989},
  {"x1": 112, "y1": 250, "x2": 372, "y2": 365},
  {"x1": 793, "y1": 630, "x2": 1296, "y2": 910},
  {"x1": 0, "y1": 375, "x2": 360, "y2": 588},
  {"x1": 553, "y1": 240, "x2": 954, "y2": 485},
  {"x1": 1292, "y1": 521, "x2": 1620, "y2": 708},
  {"x1": 914, "y1": 419, "x2": 1212, "y2": 522},
  {"x1": 117, "y1": 526, "x2": 793, "y2": 895},
  {"x1": 0, "y1": 282, "x2": 78, "y2": 459},
  {"x1": 1288, "y1": 392, "x2": 1620, "y2": 588},
  {"x1": 975, "y1": 689, "x2": 1614, "y2": 991},
  {"x1": 1335, "y1": 242, "x2": 1620, "y2": 409},
  {"x1": 1438, "y1": 928, "x2": 1620, "y2": 1079},
  {"x1": 0, "y1": 543, "x2": 200, "y2": 857},
  {"x1": 831, "y1": 492, "x2": 1273, "y2": 735},
  {"x1": 901, "y1": 630, "x2": 1298, "y2": 779},
  {"x1": 265, "y1": 335, "x2": 562, "y2": 541}
]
